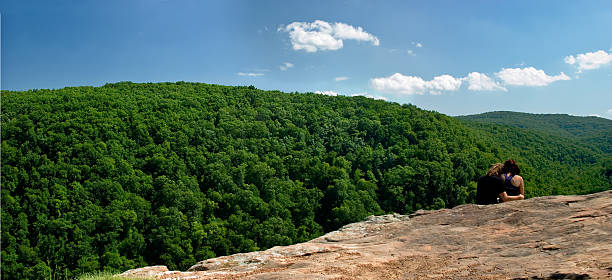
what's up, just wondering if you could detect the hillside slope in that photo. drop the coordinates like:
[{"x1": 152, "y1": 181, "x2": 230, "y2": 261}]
[
  {"x1": 119, "y1": 191, "x2": 612, "y2": 280},
  {"x1": 2, "y1": 82, "x2": 610, "y2": 279},
  {"x1": 0, "y1": 82, "x2": 498, "y2": 279},
  {"x1": 458, "y1": 111, "x2": 612, "y2": 154}
]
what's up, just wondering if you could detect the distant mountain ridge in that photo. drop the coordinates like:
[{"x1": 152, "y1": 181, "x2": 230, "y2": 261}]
[{"x1": 458, "y1": 111, "x2": 612, "y2": 154}]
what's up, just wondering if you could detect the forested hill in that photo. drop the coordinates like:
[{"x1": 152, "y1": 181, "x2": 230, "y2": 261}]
[
  {"x1": 458, "y1": 111, "x2": 612, "y2": 154},
  {"x1": 2, "y1": 82, "x2": 610, "y2": 280}
]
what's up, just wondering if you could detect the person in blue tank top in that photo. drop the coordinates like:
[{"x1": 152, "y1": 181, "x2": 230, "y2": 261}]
[{"x1": 501, "y1": 159, "x2": 524, "y2": 197}]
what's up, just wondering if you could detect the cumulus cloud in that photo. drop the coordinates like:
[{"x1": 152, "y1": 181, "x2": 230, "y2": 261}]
[
  {"x1": 351, "y1": 92, "x2": 387, "y2": 101},
  {"x1": 370, "y1": 73, "x2": 462, "y2": 95},
  {"x1": 496, "y1": 67, "x2": 570, "y2": 86},
  {"x1": 371, "y1": 66, "x2": 569, "y2": 95},
  {"x1": 314, "y1": 90, "x2": 339, "y2": 96},
  {"x1": 564, "y1": 50, "x2": 612, "y2": 71},
  {"x1": 464, "y1": 72, "x2": 507, "y2": 91},
  {"x1": 279, "y1": 62, "x2": 294, "y2": 71},
  {"x1": 407, "y1": 50, "x2": 416, "y2": 56},
  {"x1": 279, "y1": 20, "x2": 379, "y2": 52},
  {"x1": 335, "y1": 76, "x2": 349, "y2": 81},
  {"x1": 238, "y1": 72, "x2": 264, "y2": 77}
]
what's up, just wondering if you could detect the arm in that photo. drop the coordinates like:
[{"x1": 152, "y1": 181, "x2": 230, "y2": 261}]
[
  {"x1": 499, "y1": 191, "x2": 524, "y2": 202},
  {"x1": 511, "y1": 175, "x2": 525, "y2": 196}
]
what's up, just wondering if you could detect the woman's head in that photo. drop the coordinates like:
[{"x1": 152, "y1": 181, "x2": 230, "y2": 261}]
[
  {"x1": 486, "y1": 163, "x2": 504, "y2": 176},
  {"x1": 502, "y1": 159, "x2": 521, "y2": 175}
]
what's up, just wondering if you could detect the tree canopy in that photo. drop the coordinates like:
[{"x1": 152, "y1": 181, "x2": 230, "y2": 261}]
[{"x1": 459, "y1": 111, "x2": 612, "y2": 154}]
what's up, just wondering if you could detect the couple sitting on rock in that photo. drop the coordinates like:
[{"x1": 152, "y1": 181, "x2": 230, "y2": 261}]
[{"x1": 476, "y1": 159, "x2": 525, "y2": 205}]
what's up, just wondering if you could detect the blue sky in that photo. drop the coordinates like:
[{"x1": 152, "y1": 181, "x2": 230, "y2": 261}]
[{"x1": 2, "y1": 0, "x2": 611, "y2": 118}]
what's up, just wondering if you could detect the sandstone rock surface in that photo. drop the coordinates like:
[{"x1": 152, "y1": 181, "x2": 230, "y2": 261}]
[{"x1": 118, "y1": 191, "x2": 612, "y2": 279}]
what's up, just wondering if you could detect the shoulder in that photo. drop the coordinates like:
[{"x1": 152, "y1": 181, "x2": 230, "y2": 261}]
[
  {"x1": 480, "y1": 175, "x2": 502, "y2": 182},
  {"x1": 478, "y1": 176, "x2": 499, "y2": 188},
  {"x1": 478, "y1": 175, "x2": 489, "y2": 183},
  {"x1": 511, "y1": 175, "x2": 523, "y2": 184}
]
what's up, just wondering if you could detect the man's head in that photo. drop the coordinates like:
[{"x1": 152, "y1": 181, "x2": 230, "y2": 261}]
[{"x1": 486, "y1": 163, "x2": 504, "y2": 176}]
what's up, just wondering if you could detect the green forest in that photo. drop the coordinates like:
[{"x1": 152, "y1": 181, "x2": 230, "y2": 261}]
[
  {"x1": 459, "y1": 111, "x2": 612, "y2": 154},
  {"x1": 2, "y1": 82, "x2": 610, "y2": 279}
]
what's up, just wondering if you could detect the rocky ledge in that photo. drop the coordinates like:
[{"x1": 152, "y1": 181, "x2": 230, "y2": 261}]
[{"x1": 119, "y1": 191, "x2": 612, "y2": 279}]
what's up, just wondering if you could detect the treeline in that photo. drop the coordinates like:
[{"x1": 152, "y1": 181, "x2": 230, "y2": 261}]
[
  {"x1": 459, "y1": 111, "x2": 612, "y2": 154},
  {"x1": 2, "y1": 82, "x2": 610, "y2": 279}
]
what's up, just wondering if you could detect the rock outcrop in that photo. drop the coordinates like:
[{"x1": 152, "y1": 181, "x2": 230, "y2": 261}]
[{"x1": 118, "y1": 191, "x2": 612, "y2": 279}]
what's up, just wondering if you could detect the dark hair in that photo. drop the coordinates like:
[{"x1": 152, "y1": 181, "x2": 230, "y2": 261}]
[{"x1": 502, "y1": 159, "x2": 521, "y2": 175}]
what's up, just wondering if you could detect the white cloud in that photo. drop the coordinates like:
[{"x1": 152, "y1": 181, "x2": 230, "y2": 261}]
[
  {"x1": 416, "y1": 43, "x2": 423, "y2": 48},
  {"x1": 238, "y1": 72, "x2": 264, "y2": 77},
  {"x1": 335, "y1": 76, "x2": 349, "y2": 81},
  {"x1": 315, "y1": 90, "x2": 338, "y2": 96},
  {"x1": 564, "y1": 50, "x2": 612, "y2": 71},
  {"x1": 279, "y1": 62, "x2": 294, "y2": 71},
  {"x1": 351, "y1": 92, "x2": 387, "y2": 101},
  {"x1": 371, "y1": 66, "x2": 569, "y2": 95},
  {"x1": 429, "y1": 75, "x2": 463, "y2": 92},
  {"x1": 464, "y1": 72, "x2": 507, "y2": 91},
  {"x1": 279, "y1": 20, "x2": 379, "y2": 52},
  {"x1": 370, "y1": 73, "x2": 462, "y2": 95},
  {"x1": 496, "y1": 67, "x2": 570, "y2": 86},
  {"x1": 407, "y1": 50, "x2": 416, "y2": 56},
  {"x1": 564, "y1": 55, "x2": 576, "y2": 65},
  {"x1": 607, "y1": 108, "x2": 612, "y2": 115},
  {"x1": 333, "y1": 22, "x2": 380, "y2": 45}
]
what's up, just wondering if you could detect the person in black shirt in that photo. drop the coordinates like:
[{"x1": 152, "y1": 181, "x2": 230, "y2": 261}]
[{"x1": 476, "y1": 163, "x2": 524, "y2": 205}]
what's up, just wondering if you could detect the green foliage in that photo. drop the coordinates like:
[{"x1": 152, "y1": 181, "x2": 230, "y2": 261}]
[
  {"x1": 2, "y1": 83, "x2": 609, "y2": 279},
  {"x1": 458, "y1": 111, "x2": 612, "y2": 153}
]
